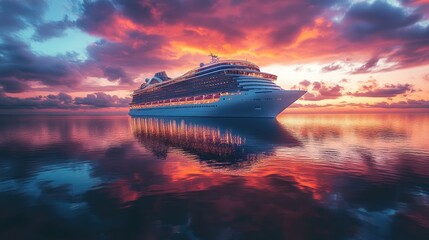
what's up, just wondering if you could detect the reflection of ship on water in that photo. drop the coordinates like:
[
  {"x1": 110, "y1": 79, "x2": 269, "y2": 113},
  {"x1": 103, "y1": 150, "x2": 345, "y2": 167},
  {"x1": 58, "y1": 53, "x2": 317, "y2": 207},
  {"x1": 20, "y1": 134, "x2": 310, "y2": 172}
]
[{"x1": 130, "y1": 117, "x2": 300, "y2": 168}]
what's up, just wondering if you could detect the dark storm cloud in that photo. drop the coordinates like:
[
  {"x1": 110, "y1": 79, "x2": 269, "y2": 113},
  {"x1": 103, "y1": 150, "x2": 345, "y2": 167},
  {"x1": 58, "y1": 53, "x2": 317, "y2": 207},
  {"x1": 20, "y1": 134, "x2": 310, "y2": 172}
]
[
  {"x1": 339, "y1": 1, "x2": 429, "y2": 70},
  {"x1": 0, "y1": 92, "x2": 130, "y2": 109},
  {"x1": 388, "y1": 38, "x2": 429, "y2": 69},
  {"x1": 87, "y1": 33, "x2": 168, "y2": 70},
  {"x1": 0, "y1": 37, "x2": 86, "y2": 92},
  {"x1": 343, "y1": 1, "x2": 422, "y2": 41},
  {"x1": 0, "y1": 92, "x2": 75, "y2": 109},
  {"x1": 0, "y1": 37, "x2": 137, "y2": 94},
  {"x1": 32, "y1": 16, "x2": 75, "y2": 42},
  {"x1": 266, "y1": 0, "x2": 336, "y2": 45},
  {"x1": 74, "y1": 92, "x2": 130, "y2": 108},
  {"x1": 80, "y1": 0, "x2": 336, "y2": 44},
  {"x1": 76, "y1": 0, "x2": 116, "y2": 34},
  {"x1": 113, "y1": 0, "x2": 217, "y2": 25},
  {"x1": 103, "y1": 67, "x2": 133, "y2": 85},
  {"x1": 349, "y1": 80, "x2": 415, "y2": 98},
  {"x1": 0, "y1": 79, "x2": 29, "y2": 93},
  {"x1": 1, "y1": 0, "x2": 428, "y2": 105},
  {"x1": 270, "y1": 24, "x2": 304, "y2": 45},
  {"x1": 0, "y1": 0, "x2": 46, "y2": 33},
  {"x1": 79, "y1": 0, "x2": 243, "y2": 41},
  {"x1": 111, "y1": 0, "x2": 160, "y2": 24},
  {"x1": 73, "y1": 0, "x2": 429, "y2": 74}
]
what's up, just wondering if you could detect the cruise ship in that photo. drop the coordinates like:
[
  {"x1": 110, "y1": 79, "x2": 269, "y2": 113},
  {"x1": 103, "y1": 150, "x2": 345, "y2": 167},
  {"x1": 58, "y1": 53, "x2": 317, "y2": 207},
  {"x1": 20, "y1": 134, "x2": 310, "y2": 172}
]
[{"x1": 129, "y1": 55, "x2": 306, "y2": 118}]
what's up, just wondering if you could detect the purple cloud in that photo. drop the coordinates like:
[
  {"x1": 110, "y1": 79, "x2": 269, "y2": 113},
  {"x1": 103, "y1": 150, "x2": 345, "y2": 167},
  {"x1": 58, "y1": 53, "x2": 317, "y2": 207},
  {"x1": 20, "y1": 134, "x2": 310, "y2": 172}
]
[
  {"x1": 299, "y1": 80, "x2": 311, "y2": 88},
  {"x1": 338, "y1": 1, "x2": 429, "y2": 71},
  {"x1": 0, "y1": 37, "x2": 85, "y2": 92},
  {"x1": 103, "y1": 67, "x2": 133, "y2": 85},
  {"x1": 0, "y1": 92, "x2": 75, "y2": 109},
  {"x1": 75, "y1": 92, "x2": 130, "y2": 108},
  {"x1": 321, "y1": 63, "x2": 342, "y2": 72},
  {"x1": 86, "y1": 32, "x2": 168, "y2": 70},
  {"x1": 349, "y1": 80, "x2": 415, "y2": 97},
  {"x1": 302, "y1": 81, "x2": 344, "y2": 101},
  {"x1": 352, "y1": 57, "x2": 379, "y2": 74},
  {"x1": 0, "y1": 78, "x2": 29, "y2": 93},
  {"x1": 0, "y1": 0, "x2": 46, "y2": 33},
  {"x1": 0, "y1": 91, "x2": 130, "y2": 109},
  {"x1": 372, "y1": 99, "x2": 429, "y2": 108},
  {"x1": 32, "y1": 16, "x2": 75, "y2": 42},
  {"x1": 76, "y1": 0, "x2": 116, "y2": 34},
  {"x1": 343, "y1": 1, "x2": 421, "y2": 41},
  {"x1": 312, "y1": 82, "x2": 321, "y2": 90}
]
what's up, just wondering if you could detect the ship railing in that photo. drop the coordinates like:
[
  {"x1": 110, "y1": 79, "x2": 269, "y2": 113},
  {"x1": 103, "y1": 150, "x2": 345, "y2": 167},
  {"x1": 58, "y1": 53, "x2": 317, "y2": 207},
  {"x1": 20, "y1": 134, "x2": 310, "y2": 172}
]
[
  {"x1": 224, "y1": 70, "x2": 277, "y2": 80},
  {"x1": 130, "y1": 93, "x2": 223, "y2": 109}
]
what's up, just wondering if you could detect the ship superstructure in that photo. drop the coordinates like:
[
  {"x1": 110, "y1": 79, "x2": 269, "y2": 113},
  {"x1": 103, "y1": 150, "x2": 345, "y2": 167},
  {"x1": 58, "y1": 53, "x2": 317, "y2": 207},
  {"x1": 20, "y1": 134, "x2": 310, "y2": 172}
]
[{"x1": 129, "y1": 55, "x2": 305, "y2": 118}]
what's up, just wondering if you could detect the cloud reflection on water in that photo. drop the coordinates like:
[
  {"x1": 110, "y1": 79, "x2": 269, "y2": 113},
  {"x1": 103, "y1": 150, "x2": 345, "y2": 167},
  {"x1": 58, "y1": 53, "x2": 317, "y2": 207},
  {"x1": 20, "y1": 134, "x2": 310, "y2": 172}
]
[{"x1": 0, "y1": 114, "x2": 428, "y2": 239}]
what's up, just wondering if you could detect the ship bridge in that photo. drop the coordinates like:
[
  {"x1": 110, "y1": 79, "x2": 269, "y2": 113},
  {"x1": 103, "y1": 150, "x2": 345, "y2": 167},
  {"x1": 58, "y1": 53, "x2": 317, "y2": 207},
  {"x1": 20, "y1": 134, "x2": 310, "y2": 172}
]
[{"x1": 139, "y1": 71, "x2": 171, "y2": 90}]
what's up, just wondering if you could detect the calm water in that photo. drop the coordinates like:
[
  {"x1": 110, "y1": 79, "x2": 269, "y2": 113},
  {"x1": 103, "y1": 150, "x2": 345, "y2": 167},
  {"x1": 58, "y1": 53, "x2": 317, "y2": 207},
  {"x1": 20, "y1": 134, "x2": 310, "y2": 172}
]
[{"x1": 0, "y1": 114, "x2": 428, "y2": 240}]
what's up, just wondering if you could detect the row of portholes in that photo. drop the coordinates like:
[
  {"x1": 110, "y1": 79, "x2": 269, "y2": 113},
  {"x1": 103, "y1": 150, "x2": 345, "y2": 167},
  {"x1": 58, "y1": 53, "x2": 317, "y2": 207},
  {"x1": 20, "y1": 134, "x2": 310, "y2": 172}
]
[{"x1": 133, "y1": 105, "x2": 218, "y2": 111}]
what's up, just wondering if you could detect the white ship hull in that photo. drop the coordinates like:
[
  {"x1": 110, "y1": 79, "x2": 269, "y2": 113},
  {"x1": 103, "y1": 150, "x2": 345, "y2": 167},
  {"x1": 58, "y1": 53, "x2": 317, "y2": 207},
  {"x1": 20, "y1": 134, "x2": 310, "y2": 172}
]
[{"x1": 129, "y1": 90, "x2": 306, "y2": 118}]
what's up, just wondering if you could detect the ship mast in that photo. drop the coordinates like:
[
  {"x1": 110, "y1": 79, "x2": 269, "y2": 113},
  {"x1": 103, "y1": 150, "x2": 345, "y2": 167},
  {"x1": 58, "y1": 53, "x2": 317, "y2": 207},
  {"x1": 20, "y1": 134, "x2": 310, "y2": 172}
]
[{"x1": 209, "y1": 53, "x2": 220, "y2": 63}]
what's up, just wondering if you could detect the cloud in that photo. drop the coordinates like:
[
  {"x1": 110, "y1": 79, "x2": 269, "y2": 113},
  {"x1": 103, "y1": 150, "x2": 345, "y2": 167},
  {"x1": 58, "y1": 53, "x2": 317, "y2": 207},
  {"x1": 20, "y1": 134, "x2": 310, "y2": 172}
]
[
  {"x1": 348, "y1": 80, "x2": 415, "y2": 97},
  {"x1": 299, "y1": 80, "x2": 311, "y2": 88},
  {"x1": 103, "y1": 67, "x2": 133, "y2": 85},
  {"x1": 76, "y1": 0, "x2": 337, "y2": 52},
  {"x1": 75, "y1": 92, "x2": 130, "y2": 108},
  {"x1": 0, "y1": 92, "x2": 130, "y2": 109},
  {"x1": 0, "y1": 0, "x2": 46, "y2": 33},
  {"x1": 0, "y1": 37, "x2": 86, "y2": 92},
  {"x1": 302, "y1": 81, "x2": 344, "y2": 101},
  {"x1": 371, "y1": 99, "x2": 429, "y2": 108},
  {"x1": 32, "y1": 16, "x2": 75, "y2": 41},
  {"x1": 312, "y1": 81, "x2": 321, "y2": 90},
  {"x1": 351, "y1": 57, "x2": 379, "y2": 74},
  {"x1": 112, "y1": 0, "x2": 155, "y2": 25},
  {"x1": 321, "y1": 63, "x2": 342, "y2": 72},
  {"x1": 342, "y1": 1, "x2": 422, "y2": 41},
  {"x1": 1, "y1": 0, "x2": 429, "y2": 103},
  {"x1": 76, "y1": 0, "x2": 117, "y2": 35},
  {"x1": 86, "y1": 32, "x2": 169, "y2": 71},
  {"x1": 0, "y1": 37, "x2": 138, "y2": 93},
  {"x1": 336, "y1": 1, "x2": 429, "y2": 71},
  {"x1": 0, "y1": 78, "x2": 29, "y2": 93},
  {"x1": 0, "y1": 92, "x2": 75, "y2": 109}
]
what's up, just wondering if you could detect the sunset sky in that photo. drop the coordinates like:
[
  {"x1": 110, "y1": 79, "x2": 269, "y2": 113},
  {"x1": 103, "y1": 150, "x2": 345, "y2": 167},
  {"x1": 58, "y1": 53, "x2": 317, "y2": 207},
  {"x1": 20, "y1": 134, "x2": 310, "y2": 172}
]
[{"x1": 1, "y1": 0, "x2": 429, "y2": 113}]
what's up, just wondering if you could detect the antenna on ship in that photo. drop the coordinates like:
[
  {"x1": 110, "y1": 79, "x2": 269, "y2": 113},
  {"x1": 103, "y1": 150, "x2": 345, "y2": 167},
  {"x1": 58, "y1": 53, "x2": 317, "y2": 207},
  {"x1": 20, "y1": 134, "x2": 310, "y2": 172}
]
[{"x1": 209, "y1": 52, "x2": 219, "y2": 63}]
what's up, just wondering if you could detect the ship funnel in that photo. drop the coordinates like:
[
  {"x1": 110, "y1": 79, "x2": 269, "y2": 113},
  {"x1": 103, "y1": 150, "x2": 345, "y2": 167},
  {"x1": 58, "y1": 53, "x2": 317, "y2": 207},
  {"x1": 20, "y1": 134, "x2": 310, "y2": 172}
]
[{"x1": 154, "y1": 71, "x2": 170, "y2": 81}]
